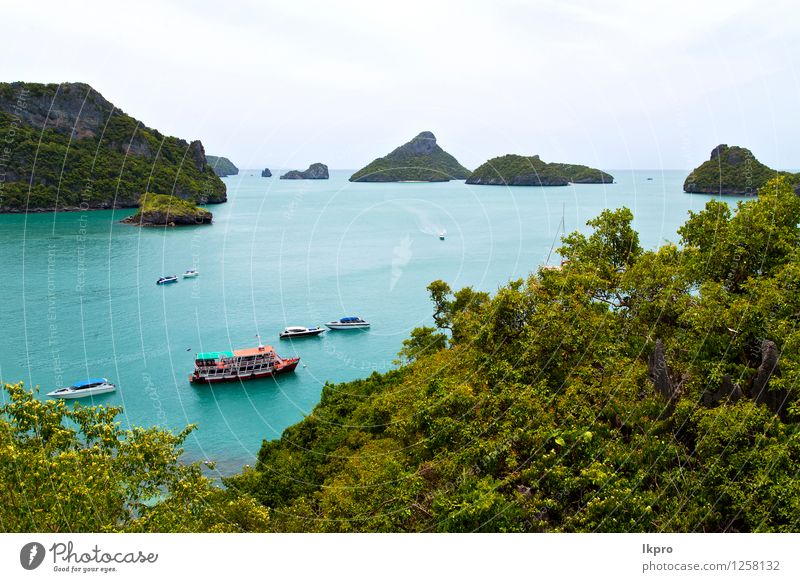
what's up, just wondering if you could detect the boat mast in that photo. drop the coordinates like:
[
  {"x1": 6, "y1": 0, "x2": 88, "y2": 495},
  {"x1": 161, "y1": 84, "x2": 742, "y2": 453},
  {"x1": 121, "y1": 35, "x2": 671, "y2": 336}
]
[{"x1": 545, "y1": 202, "x2": 565, "y2": 266}]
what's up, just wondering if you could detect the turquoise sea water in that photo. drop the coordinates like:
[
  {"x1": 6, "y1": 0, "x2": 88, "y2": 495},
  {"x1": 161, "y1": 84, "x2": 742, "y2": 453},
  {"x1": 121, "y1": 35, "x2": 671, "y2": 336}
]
[{"x1": 0, "y1": 170, "x2": 747, "y2": 473}]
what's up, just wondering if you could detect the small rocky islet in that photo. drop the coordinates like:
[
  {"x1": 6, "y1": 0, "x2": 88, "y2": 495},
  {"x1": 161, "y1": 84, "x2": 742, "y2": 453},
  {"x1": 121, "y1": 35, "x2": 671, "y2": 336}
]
[
  {"x1": 121, "y1": 193, "x2": 212, "y2": 227},
  {"x1": 466, "y1": 154, "x2": 613, "y2": 186},
  {"x1": 349, "y1": 131, "x2": 470, "y2": 182},
  {"x1": 261, "y1": 168, "x2": 272, "y2": 177},
  {"x1": 280, "y1": 163, "x2": 329, "y2": 180},
  {"x1": 684, "y1": 144, "x2": 799, "y2": 196}
]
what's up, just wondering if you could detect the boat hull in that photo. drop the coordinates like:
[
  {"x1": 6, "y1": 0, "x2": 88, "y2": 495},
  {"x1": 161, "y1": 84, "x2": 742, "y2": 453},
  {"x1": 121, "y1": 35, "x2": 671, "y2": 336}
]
[
  {"x1": 189, "y1": 358, "x2": 300, "y2": 384},
  {"x1": 325, "y1": 323, "x2": 370, "y2": 330},
  {"x1": 279, "y1": 329, "x2": 325, "y2": 339},
  {"x1": 47, "y1": 385, "x2": 116, "y2": 399}
]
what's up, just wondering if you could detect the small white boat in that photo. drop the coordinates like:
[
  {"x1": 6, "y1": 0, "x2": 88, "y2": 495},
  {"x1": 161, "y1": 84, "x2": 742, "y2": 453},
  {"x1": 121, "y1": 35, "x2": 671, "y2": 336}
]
[
  {"x1": 183, "y1": 269, "x2": 199, "y2": 278},
  {"x1": 439, "y1": 231, "x2": 446, "y2": 240},
  {"x1": 47, "y1": 378, "x2": 116, "y2": 399},
  {"x1": 157, "y1": 275, "x2": 178, "y2": 285},
  {"x1": 325, "y1": 317, "x2": 370, "y2": 330},
  {"x1": 279, "y1": 326, "x2": 326, "y2": 339}
]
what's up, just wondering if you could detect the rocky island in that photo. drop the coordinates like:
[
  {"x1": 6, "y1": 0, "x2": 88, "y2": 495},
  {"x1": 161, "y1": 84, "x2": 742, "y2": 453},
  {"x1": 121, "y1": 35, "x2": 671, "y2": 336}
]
[
  {"x1": 261, "y1": 168, "x2": 272, "y2": 177},
  {"x1": 206, "y1": 156, "x2": 239, "y2": 177},
  {"x1": 280, "y1": 163, "x2": 329, "y2": 180},
  {"x1": 349, "y1": 131, "x2": 470, "y2": 182},
  {"x1": 121, "y1": 193, "x2": 212, "y2": 227},
  {"x1": 0, "y1": 82, "x2": 226, "y2": 212},
  {"x1": 466, "y1": 154, "x2": 613, "y2": 186},
  {"x1": 684, "y1": 144, "x2": 797, "y2": 196}
]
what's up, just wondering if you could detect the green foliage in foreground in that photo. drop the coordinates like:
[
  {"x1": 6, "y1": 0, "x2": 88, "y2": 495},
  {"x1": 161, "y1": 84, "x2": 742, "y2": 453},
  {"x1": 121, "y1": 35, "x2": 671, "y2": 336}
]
[
  {"x1": 227, "y1": 177, "x2": 800, "y2": 532},
  {"x1": 0, "y1": 383, "x2": 269, "y2": 532},
  {"x1": 466, "y1": 154, "x2": 613, "y2": 186}
]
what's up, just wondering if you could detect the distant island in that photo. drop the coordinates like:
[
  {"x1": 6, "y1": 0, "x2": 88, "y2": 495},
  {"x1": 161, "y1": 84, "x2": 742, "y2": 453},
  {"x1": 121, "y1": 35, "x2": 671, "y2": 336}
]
[
  {"x1": 261, "y1": 168, "x2": 272, "y2": 177},
  {"x1": 349, "y1": 131, "x2": 470, "y2": 182},
  {"x1": 0, "y1": 82, "x2": 226, "y2": 212},
  {"x1": 280, "y1": 163, "x2": 329, "y2": 180},
  {"x1": 206, "y1": 156, "x2": 239, "y2": 177},
  {"x1": 467, "y1": 154, "x2": 613, "y2": 186},
  {"x1": 684, "y1": 144, "x2": 797, "y2": 196},
  {"x1": 121, "y1": 193, "x2": 212, "y2": 227}
]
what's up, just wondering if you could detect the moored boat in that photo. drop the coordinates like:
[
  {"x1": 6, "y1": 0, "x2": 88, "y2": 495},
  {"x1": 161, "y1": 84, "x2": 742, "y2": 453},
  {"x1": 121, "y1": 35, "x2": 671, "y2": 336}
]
[
  {"x1": 279, "y1": 326, "x2": 325, "y2": 339},
  {"x1": 157, "y1": 275, "x2": 178, "y2": 285},
  {"x1": 439, "y1": 231, "x2": 446, "y2": 240},
  {"x1": 183, "y1": 269, "x2": 199, "y2": 278},
  {"x1": 47, "y1": 378, "x2": 116, "y2": 399},
  {"x1": 189, "y1": 339, "x2": 299, "y2": 384},
  {"x1": 325, "y1": 316, "x2": 370, "y2": 330}
]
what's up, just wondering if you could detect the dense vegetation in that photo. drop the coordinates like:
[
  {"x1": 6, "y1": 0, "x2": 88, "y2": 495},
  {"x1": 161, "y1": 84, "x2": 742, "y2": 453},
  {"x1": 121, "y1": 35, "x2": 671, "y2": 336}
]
[
  {"x1": 227, "y1": 176, "x2": 800, "y2": 532},
  {"x1": 0, "y1": 382, "x2": 269, "y2": 532},
  {"x1": 467, "y1": 154, "x2": 613, "y2": 186},
  {"x1": 206, "y1": 155, "x2": 239, "y2": 177},
  {"x1": 684, "y1": 144, "x2": 798, "y2": 196},
  {"x1": 0, "y1": 82, "x2": 226, "y2": 212},
  {"x1": 121, "y1": 193, "x2": 213, "y2": 226},
  {"x1": 350, "y1": 131, "x2": 470, "y2": 182}
]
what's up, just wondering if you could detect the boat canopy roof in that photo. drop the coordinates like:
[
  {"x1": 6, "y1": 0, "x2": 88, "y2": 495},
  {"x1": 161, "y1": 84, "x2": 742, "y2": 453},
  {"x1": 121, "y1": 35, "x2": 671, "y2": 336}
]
[
  {"x1": 340, "y1": 316, "x2": 363, "y2": 322},
  {"x1": 195, "y1": 351, "x2": 233, "y2": 361},
  {"x1": 72, "y1": 378, "x2": 108, "y2": 388},
  {"x1": 234, "y1": 346, "x2": 275, "y2": 357}
]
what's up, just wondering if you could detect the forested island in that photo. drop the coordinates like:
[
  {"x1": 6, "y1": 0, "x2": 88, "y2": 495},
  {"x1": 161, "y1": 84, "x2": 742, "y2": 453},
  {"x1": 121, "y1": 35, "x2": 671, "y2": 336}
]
[
  {"x1": 684, "y1": 144, "x2": 798, "y2": 196},
  {"x1": 206, "y1": 155, "x2": 239, "y2": 177},
  {"x1": 467, "y1": 154, "x2": 613, "y2": 186},
  {"x1": 0, "y1": 82, "x2": 226, "y2": 212},
  {"x1": 120, "y1": 193, "x2": 212, "y2": 226},
  {"x1": 5, "y1": 177, "x2": 800, "y2": 533},
  {"x1": 349, "y1": 131, "x2": 471, "y2": 182}
]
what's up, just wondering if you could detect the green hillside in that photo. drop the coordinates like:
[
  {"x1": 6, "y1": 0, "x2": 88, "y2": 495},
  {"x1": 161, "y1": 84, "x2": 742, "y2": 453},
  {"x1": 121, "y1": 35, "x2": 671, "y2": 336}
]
[{"x1": 0, "y1": 82, "x2": 226, "y2": 212}]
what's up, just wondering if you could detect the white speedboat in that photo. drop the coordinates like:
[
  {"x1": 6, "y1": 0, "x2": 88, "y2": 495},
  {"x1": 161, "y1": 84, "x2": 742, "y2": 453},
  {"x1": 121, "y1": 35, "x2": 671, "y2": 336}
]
[
  {"x1": 439, "y1": 231, "x2": 446, "y2": 240},
  {"x1": 325, "y1": 317, "x2": 370, "y2": 330},
  {"x1": 183, "y1": 269, "x2": 199, "y2": 278},
  {"x1": 279, "y1": 326, "x2": 326, "y2": 339},
  {"x1": 47, "y1": 378, "x2": 116, "y2": 399}
]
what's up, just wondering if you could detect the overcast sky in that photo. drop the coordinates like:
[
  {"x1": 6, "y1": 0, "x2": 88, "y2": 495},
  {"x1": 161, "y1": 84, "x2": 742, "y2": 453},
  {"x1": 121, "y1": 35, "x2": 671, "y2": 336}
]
[{"x1": 2, "y1": 0, "x2": 798, "y2": 170}]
